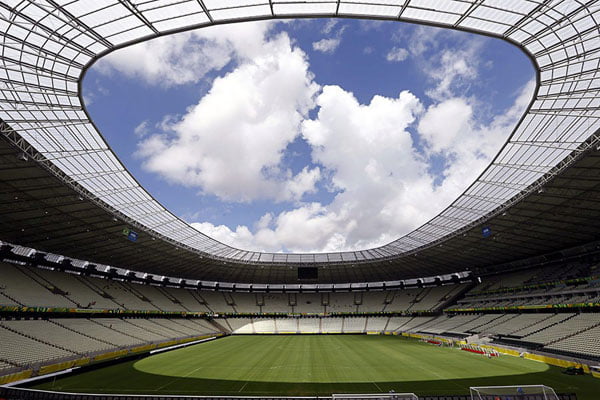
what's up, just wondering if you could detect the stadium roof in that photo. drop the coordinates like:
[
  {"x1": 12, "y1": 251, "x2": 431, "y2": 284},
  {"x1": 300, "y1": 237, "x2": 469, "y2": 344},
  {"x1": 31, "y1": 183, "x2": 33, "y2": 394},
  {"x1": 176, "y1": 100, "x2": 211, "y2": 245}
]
[
  {"x1": 1, "y1": 1, "x2": 600, "y2": 283},
  {"x1": 2, "y1": 132, "x2": 600, "y2": 284}
]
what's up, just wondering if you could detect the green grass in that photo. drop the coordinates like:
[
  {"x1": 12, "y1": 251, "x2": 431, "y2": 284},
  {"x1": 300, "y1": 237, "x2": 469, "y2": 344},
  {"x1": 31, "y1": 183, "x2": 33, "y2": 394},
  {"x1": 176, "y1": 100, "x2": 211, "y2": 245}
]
[{"x1": 30, "y1": 335, "x2": 600, "y2": 398}]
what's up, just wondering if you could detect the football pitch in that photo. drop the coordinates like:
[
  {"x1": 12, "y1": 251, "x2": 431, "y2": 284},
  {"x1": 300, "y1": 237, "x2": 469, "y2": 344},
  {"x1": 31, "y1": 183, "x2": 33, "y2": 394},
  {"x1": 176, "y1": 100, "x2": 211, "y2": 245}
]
[{"x1": 30, "y1": 335, "x2": 600, "y2": 398}]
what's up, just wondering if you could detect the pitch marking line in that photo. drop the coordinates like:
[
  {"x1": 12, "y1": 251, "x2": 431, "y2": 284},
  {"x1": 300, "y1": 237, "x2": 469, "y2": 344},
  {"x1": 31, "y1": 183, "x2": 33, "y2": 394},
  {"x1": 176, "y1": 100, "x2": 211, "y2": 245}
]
[
  {"x1": 155, "y1": 365, "x2": 206, "y2": 392},
  {"x1": 372, "y1": 381, "x2": 383, "y2": 392},
  {"x1": 238, "y1": 381, "x2": 250, "y2": 392}
]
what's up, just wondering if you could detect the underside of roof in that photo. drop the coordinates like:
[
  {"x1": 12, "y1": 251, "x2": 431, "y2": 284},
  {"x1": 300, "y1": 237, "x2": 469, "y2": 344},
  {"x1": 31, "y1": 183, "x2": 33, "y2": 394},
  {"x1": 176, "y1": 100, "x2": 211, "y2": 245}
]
[
  {"x1": 1, "y1": 132, "x2": 599, "y2": 283},
  {"x1": 1, "y1": 1, "x2": 600, "y2": 283}
]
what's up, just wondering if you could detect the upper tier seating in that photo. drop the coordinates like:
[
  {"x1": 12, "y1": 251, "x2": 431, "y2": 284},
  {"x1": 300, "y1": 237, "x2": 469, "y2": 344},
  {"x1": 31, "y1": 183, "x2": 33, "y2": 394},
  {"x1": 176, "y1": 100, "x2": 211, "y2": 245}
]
[
  {"x1": 455, "y1": 262, "x2": 600, "y2": 312},
  {"x1": 328, "y1": 292, "x2": 358, "y2": 313},
  {"x1": 127, "y1": 284, "x2": 187, "y2": 312},
  {"x1": 160, "y1": 287, "x2": 210, "y2": 312},
  {"x1": 31, "y1": 268, "x2": 116, "y2": 309},
  {"x1": 260, "y1": 294, "x2": 289, "y2": 313},
  {"x1": 294, "y1": 293, "x2": 323, "y2": 313},
  {"x1": 195, "y1": 291, "x2": 235, "y2": 313},
  {"x1": 358, "y1": 291, "x2": 386, "y2": 313},
  {"x1": 0, "y1": 263, "x2": 76, "y2": 308},
  {"x1": 0, "y1": 262, "x2": 467, "y2": 314},
  {"x1": 232, "y1": 293, "x2": 261, "y2": 313}
]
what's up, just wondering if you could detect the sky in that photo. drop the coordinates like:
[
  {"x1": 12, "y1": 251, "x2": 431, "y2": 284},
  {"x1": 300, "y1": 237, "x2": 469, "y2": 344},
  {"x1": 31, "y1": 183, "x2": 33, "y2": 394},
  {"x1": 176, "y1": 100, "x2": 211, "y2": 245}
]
[{"x1": 83, "y1": 18, "x2": 535, "y2": 254}]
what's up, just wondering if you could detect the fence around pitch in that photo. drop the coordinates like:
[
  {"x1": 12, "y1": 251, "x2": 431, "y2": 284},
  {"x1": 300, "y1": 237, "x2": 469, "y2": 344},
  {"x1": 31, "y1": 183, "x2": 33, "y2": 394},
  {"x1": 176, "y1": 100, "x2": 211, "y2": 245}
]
[{"x1": 0, "y1": 387, "x2": 578, "y2": 400}]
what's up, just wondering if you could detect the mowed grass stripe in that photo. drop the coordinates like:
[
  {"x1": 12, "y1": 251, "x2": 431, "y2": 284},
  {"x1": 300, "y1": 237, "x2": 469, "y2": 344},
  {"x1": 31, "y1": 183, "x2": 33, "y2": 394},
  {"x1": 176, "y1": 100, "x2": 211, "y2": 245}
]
[{"x1": 29, "y1": 335, "x2": 600, "y2": 399}]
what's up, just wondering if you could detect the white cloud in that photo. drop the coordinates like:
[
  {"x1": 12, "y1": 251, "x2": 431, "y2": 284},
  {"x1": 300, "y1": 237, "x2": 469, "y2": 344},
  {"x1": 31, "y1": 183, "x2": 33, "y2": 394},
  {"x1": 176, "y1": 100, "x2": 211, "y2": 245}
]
[
  {"x1": 95, "y1": 21, "x2": 273, "y2": 88},
  {"x1": 312, "y1": 38, "x2": 341, "y2": 54},
  {"x1": 190, "y1": 79, "x2": 534, "y2": 253},
  {"x1": 312, "y1": 25, "x2": 346, "y2": 54},
  {"x1": 136, "y1": 29, "x2": 321, "y2": 203},
  {"x1": 418, "y1": 98, "x2": 472, "y2": 153},
  {"x1": 120, "y1": 23, "x2": 533, "y2": 253},
  {"x1": 322, "y1": 20, "x2": 338, "y2": 34},
  {"x1": 193, "y1": 87, "x2": 435, "y2": 252},
  {"x1": 359, "y1": 20, "x2": 385, "y2": 32},
  {"x1": 133, "y1": 120, "x2": 150, "y2": 138},
  {"x1": 412, "y1": 33, "x2": 485, "y2": 101},
  {"x1": 408, "y1": 25, "x2": 445, "y2": 56},
  {"x1": 418, "y1": 80, "x2": 535, "y2": 196},
  {"x1": 425, "y1": 46, "x2": 481, "y2": 100},
  {"x1": 386, "y1": 47, "x2": 409, "y2": 62}
]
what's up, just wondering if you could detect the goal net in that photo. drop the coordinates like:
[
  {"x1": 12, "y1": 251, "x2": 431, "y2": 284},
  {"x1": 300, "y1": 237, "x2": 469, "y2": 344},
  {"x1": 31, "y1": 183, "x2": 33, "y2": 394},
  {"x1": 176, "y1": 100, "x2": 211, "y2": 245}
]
[
  {"x1": 332, "y1": 393, "x2": 418, "y2": 400},
  {"x1": 471, "y1": 385, "x2": 560, "y2": 400}
]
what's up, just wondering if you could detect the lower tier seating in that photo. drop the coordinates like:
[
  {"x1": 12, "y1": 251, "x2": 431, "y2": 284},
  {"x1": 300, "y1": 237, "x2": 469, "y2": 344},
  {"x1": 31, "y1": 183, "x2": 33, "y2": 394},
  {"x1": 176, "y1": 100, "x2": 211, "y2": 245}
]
[
  {"x1": 220, "y1": 312, "x2": 600, "y2": 360},
  {"x1": 0, "y1": 318, "x2": 222, "y2": 375}
]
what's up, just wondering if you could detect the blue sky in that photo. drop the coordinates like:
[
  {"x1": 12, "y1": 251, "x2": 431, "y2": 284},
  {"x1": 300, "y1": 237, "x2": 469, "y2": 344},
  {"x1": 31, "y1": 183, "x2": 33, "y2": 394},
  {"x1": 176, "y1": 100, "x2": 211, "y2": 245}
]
[{"x1": 83, "y1": 18, "x2": 534, "y2": 253}]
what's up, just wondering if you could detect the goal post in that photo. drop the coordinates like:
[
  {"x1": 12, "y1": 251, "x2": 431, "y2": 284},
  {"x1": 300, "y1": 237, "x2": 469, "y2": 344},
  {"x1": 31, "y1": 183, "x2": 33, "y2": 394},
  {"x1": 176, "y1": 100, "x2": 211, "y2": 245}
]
[
  {"x1": 470, "y1": 385, "x2": 560, "y2": 400},
  {"x1": 332, "y1": 393, "x2": 418, "y2": 400}
]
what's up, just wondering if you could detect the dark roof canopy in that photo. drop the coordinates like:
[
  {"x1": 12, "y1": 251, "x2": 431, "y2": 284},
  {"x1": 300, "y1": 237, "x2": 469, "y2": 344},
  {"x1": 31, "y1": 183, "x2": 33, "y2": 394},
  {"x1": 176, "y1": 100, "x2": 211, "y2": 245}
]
[
  {"x1": 1, "y1": 133, "x2": 599, "y2": 283},
  {"x1": 1, "y1": 1, "x2": 600, "y2": 283}
]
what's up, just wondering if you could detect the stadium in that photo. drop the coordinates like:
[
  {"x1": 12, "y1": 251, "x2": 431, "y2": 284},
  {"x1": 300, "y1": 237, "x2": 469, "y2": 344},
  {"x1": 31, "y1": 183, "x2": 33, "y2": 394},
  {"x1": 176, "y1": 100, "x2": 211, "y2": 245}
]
[{"x1": 1, "y1": 1, "x2": 600, "y2": 400}]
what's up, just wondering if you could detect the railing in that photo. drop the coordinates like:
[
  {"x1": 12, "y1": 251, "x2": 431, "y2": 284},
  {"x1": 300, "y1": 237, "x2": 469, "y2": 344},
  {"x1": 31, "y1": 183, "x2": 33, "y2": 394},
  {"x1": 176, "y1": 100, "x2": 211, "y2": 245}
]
[{"x1": 0, "y1": 387, "x2": 579, "y2": 400}]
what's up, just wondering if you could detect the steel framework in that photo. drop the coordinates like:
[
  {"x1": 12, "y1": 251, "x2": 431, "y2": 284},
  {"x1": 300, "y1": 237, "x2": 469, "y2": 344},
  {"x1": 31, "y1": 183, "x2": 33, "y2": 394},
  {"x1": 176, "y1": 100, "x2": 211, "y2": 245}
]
[{"x1": 1, "y1": 0, "x2": 600, "y2": 266}]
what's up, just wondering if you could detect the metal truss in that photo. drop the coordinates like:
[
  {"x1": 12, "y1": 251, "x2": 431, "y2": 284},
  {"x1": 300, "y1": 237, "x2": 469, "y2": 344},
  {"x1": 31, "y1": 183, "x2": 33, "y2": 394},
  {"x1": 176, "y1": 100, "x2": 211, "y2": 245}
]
[{"x1": 1, "y1": 0, "x2": 600, "y2": 266}]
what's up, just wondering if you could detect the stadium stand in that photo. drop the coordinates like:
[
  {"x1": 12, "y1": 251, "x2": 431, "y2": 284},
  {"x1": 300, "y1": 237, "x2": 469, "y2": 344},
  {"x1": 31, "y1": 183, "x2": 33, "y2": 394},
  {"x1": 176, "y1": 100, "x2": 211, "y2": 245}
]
[
  {"x1": 0, "y1": 316, "x2": 223, "y2": 371},
  {"x1": 294, "y1": 293, "x2": 323, "y2": 314},
  {"x1": 261, "y1": 293, "x2": 290, "y2": 313},
  {"x1": 2, "y1": 3, "x2": 600, "y2": 399},
  {"x1": 1, "y1": 319, "x2": 112, "y2": 355},
  {"x1": 365, "y1": 317, "x2": 388, "y2": 331},
  {"x1": 3, "y1": 256, "x2": 600, "y2": 378},
  {"x1": 547, "y1": 324, "x2": 600, "y2": 358},
  {"x1": 232, "y1": 293, "x2": 261, "y2": 313},
  {"x1": 227, "y1": 318, "x2": 254, "y2": 333},
  {"x1": 521, "y1": 314, "x2": 600, "y2": 345},
  {"x1": 342, "y1": 317, "x2": 366, "y2": 333},
  {"x1": 0, "y1": 263, "x2": 77, "y2": 308},
  {"x1": 510, "y1": 314, "x2": 573, "y2": 337},
  {"x1": 0, "y1": 324, "x2": 76, "y2": 366},
  {"x1": 160, "y1": 287, "x2": 210, "y2": 312},
  {"x1": 321, "y1": 317, "x2": 343, "y2": 333},
  {"x1": 298, "y1": 318, "x2": 320, "y2": 333},
  {"x1": 252, "y1": 319, "x2": 277, "y2": 333},
  {"x1": 275, "y1": 318, "x2": 298, "y2": 333},
  {"x1": 328, "y1": 292, "x2": 358, "y2": 313},
  {"x1": 0, "y1": 263, "x2": 468, "y2": 314}
]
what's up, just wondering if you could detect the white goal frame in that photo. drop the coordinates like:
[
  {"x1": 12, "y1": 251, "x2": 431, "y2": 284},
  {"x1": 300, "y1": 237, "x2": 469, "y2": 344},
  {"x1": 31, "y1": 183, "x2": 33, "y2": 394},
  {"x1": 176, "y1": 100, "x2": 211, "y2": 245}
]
[
  {"x1": 471, "y1": 385, "x2": 560, "y2": 400},
  {"x1": 333, "y1": 393, "x2": 418, "y2": 400}
]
